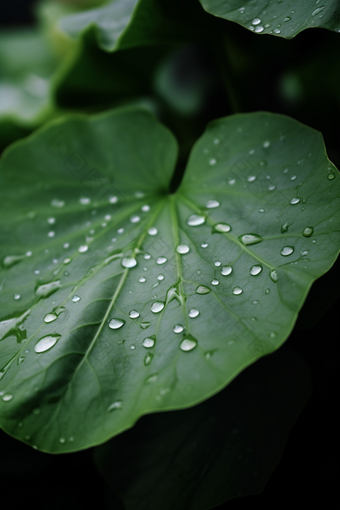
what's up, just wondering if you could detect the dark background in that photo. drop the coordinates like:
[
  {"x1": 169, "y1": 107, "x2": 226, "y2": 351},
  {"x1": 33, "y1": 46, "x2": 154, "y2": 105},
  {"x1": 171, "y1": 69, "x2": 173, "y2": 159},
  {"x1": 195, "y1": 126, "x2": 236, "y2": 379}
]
[{"x1": 0, "y1": 1, "x2": 339, "y2": 509}]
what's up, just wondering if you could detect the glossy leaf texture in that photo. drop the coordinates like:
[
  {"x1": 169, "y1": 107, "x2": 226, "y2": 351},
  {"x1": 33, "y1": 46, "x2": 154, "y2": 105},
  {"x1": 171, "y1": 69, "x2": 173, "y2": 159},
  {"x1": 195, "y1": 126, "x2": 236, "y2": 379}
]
[
  {"x1": 58, "y1": 0, "x2": 210, "y2": 51},
  {"x1": 200, "y1": 0, "x2": 340, "y2": 39},
  {"x1": 94, "y1": 348, "x2": 311, "y2": 510},
  {"x1": 0, "y1": 108, "x2": 339, "y2": 453}
]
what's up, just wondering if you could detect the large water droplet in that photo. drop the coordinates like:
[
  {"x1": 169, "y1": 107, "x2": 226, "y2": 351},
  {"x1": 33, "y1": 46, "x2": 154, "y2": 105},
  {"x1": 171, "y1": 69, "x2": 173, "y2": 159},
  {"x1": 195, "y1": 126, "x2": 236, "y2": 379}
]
[
  {"x1": 129, "y1": 310, "x2": 139, "y2": 319},
  {"x1": 108, "y1": 318, "x2": 125, "y2": 329},
  {"x1": 206, "y1": 200, "x2": 220, "y2": 209},
  {"x1": 233, "y1": 287, "x2": 243, "y2": 295},
  {"x1": 239, "y1": 234, "x2": 263, "y2": 246},
  {"x1": 121, "y1": 257, "x2": 137, "y2": 268},
  {"x1": 196, "y1": 285, "x2": 211, "y2": 294},
  {"x1": 151, "y1": 301, "x2": 165, "y2": 313},
  {"x1": 213, "y1": 223, "x2": 231, "y2": 233},
  {"x1": 302, "y1": 227, "x2": 314, "y2": 237},
  {"x1": 281, "y1": 246, "x2": 294, "y2": 256},
  {"x1": 221, "y1": 265, "x2": 232, "y2": 276},
  {"x1": 2, "y1": 394, "x2": 13, "y2": 402},
  {"x1": 34, "y1": 334, "x2": 60, "y2": 353},
  {"x1": 187, "y1": 214, "x2": 205, "y2": 226},
  {"x1": 188, "y1": 308, "x2": 199, "y2": 318},
  {"x1": 173, "y1": 324, "x2": 184, "y2": 333},
  {"x1": 156, "y1": 256, "x2": 167, "y2": 265},
  {"x1": 180, "y1": 338, "x2": 197, "y2": 352},
  {"x1": 108, "y1": 401, "x2": 122, "y2": 412},
  {"x1": 44, "y1": 313, "x2": 57, "y2": 323},
  {"x1": 143, "y1": 336, "x2": 155, "y2": 348},
  {"x1": 35, "y1": 280, "x2": 61, "y2": 298},
  {"x1": 270, "y1": 270, "x2": 278, "y2": 282},
  {"x1": 250, "y1": 265, "x2": 262, "y2": 276}
]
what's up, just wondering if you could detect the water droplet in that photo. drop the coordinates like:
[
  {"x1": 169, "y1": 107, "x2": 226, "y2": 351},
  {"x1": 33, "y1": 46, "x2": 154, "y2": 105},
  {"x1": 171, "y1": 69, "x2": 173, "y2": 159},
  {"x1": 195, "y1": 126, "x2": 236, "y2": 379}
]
[
  {"x1": 268, "y1": 185, "x2": 275, "y2": 191},
  {"x1": 145, "y1": 374, "x2": 158, "y2": 384},
  {"x1": 176, "y1": 244, "x2": 190, "y2": 254},
  {"x1": 34, "y1": 334, "x2": 60, "y2": 353},
  {"x1": 211, "y1": 278, "x2": 219, "y2": 286},
  {"x1": 301, "y1": 250, "x2": 309, "y2": 256},
  {"x1": 290, "y1": 197, "x2": 300, "y2": 205},
  {"x1": 143, "y1": 336, "x2": 155, "y2": 348},
  {"x1": 250, "y1": 265, "x2": 262, "y2": 276},
  {"x1": 44, "y1": 313, "x2": 57, "y2": 323},
  {"x1": 51, "y1": 199, "x2": 64, "y2": 208},
  {"x1": 312, "y1": 6, "x2": 325, "y2": 16},
  {"x1": 274, "y1": 28, "x2": 281, "y2": 33},
  {"x1": 14, "y1": 294, "x2": 21, "y2": 300},
  {"x1": 144, "y1": 254, "x2": 151, "y2": 260},
  {"x1": 327, "y1": 171, "x2": 335, "y2": 180},
  {"x1": 63, "y1": 257, "x2": 71, "y2": 265},
  {"x1": 252, "y1": 17, "x2": 261, "y2": 25},
  {"x1": 72, "y1": 295, "x2": 81, "y2": 303},
  {"x1": 214, "y1": 261, "x2": 221, "y2": 267},
  {"x1": 209, "y1": 158, "x2": 216, "y2": 165},
  {"x1": 188, "y1": 308, "x2": 199, "y2": 318},
  {"x1": 201, "y1": 242, "x2": 208, "y2": 248},
  {"x1": 157, "y1": 274, "x2": 164, "y2": 281},
  {"x1": 148, "y1": 227, "x2": 158, "y2": 236},
  {"x1": 229, "y1": 179, "x2": 236, "y2": 185},
  {"x1": 239, "y1": 234, "x2": 263, "y2": 246},
  {"x1": 130, "y1": 216, "x2": 140, "y2": 223},
  {"x1": 35, "y1": 280, "x2": 61, "y2": 298},
  {"x1": 140, "y1": 322, "x2": 151, "y2": 329},
  {"x1": 291, "y1": 175, "x2": 297, "y2": 181},
  {"x1": 180, "y1": 338, "x2": 197, "y2": 352},
  {"x1": 142, "y1": 205, "x2": 150, "y2": 212},
  {"x1": 221, "y1": 265, "x2": 232, "y2": 276},
  {"x1": 47, "y1": 217, "x2": 55, "y2": 225},
  {"x1": 284, "y1": 16, "x2": 291, "y2": 21},
  {"x1": 129, "y1": 310, "x2": 139, "y2": 319},
  {"x1": 248, "y1": 175, "x2": 256, "y2": 182},
  {"x1": 281, "y1": 222, "x2": 289, "y2": 233},
  {"x1": 213, "y1": 223, "x2": 231, "y2": 233},
  {"x1": 108, "y1": 401, "x2": 122, "y2": 412},
  {"x1": 17, "y1": 357, "x2": 25, "y2": 365},
  {"x1": 173, "y1": 324, "x2": 184, "y2": 333},
  {"x1": 2, "y1": 254, "x2": 26, "y2": 268},
  {"x1": 303, "y1": 227, "x2": 314, "y2": 237},
  {"x1": 78, "y1": 245, "x2": 88, "y2": 253},
  {"x1": 281, "y1": 246, "x2": 294, "y2": 256},
  {"x1": 109, "y1": 196, "x2": 118, "y2": 204},
  {"x1": 252, "y1": 300, "x2": 259, "y2": 305},
  {"x1": 2, "y1": 394, "x2": 13, "y2": 402},
  {"x1": 255, "y1": 26, "x2": 264, "y2": 32},
  {"x1": 139, "y1": 276, "x2": 146, "y2": 283},
  {"x1": 270, "y1": 270, "x2": 278, "y2": 282},
  {"x1": 265, "y1": 288, "x2": 270, "y2": 295},
  {"x1": 108, "y1": 319, "x2": 125, "y2": 330},
  {"x1": 187, "y1": 214, "x2": 205, "y2": 226},
  {"x1": 151, "y1": 301, "x2": 165, "y2": 313},
  {"x1": 196, "y1": 285, "x2": 211, "y2": 294},
  {"x1": 121, "y1": 257, "x2": 137, "y2": 268},
  {"x1": 156, "y1": 257, "x2": 167, "y2": 265},
  {"x1": 144, "y1": 353, "x2": 153, "y2": 365},
  {"x1": 233, "y1": 287, "x2": 243, "y2": 295},
  {"x1": 130, "y1": 345, "x2": 136, "y2": 350},
  {"x1": 206, "y1": 200, "x2": 220, "y2": 209}
]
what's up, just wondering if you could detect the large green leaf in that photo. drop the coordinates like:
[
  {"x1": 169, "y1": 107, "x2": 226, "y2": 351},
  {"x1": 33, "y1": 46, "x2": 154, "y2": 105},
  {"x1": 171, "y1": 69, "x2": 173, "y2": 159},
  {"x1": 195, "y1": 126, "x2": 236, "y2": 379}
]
[
  {"x1": 200, "y1": 0, "x2": 340, "y2": 38},
  {"x1": 94, "y1": 347, "x2": 311, "y2": 509},
  {"x1": 0, "y1": 108, "x2": 339, "y2": 453},
  {"x1": 58, "y1": 0, "x2": 210, "y2": 52}
]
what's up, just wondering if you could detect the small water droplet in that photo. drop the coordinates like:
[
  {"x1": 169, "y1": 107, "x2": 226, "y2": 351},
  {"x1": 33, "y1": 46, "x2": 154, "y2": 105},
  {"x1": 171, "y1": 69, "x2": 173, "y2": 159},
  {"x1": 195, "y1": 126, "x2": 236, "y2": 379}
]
[
  {"x1": 327, "y1": 171, "x2": 335, "y2": 180},
  {"x1": 129, "y1": 310, "x2": 139, "y2": 319},
  {"x1": 248, "y1": 175, "x2": 256, "y2": 182},
  {"x1": 290, "y1": 197, "x2": 300, "y2": 205},
  {"x1": 233, "y1": 287, "x2": 243, "y2": 295},
  {"x1": 121, "y1": 257, "x2": 137, "y2": 268},
  {"x1": 250, "y1": 265, "x2": 262, "y2": 276},
  {"x1": 78, "y1": 245, "x2": 88, "y2": 253},
  {"x1": 156, "y1": 257, "x2": 167, "y2": 265},
  {"x1": 209, "y1": 158, "x2": 216, "y2": 165},
  {"x1": 176, "y1": 244, "x2": 190, "y2": 254},
  {"x1": 239, "y1": 234, "x2": 263, "y2": 246},
  {"x1": 206, "y1": 200, "x2": 220, "y2": 209},
  {"x1": 34, "y1": 334, "x2": 60, "y2": 353},
  {"x1": 144, "y1": 254, "x2": 151, "y2": 260},
  {"x1": 302, "y1": 227, "x2": 314, "y2": 237},
  {"x1": 140, "y1": 321, "x2": 151, "y2": 329},
  {"x1": 265, "y1": 288, "x2": 270, "y2": 294},
  {"x1": 255, "y1": 25, "x2": 264, "y2": 32},
  {"x1": 151, "y1": 301, "x2": 165, "y2": 313},
  {"x1": 211, "y1": 278, "x2": 219, "y2": 286},
  {"x1": 252, "y1": 300, "x2": 259, "y2": 305},
  {"x1": 281, "y1": 222, "x2": 289, "y2": 233},
  {"x1": 2, "y1": 394, "x2": 13, "y2": 402},
  {"x1": 144, "y1": 353, "x2": 153, "y2": 365},
  {"x1": 72, "y1": 295, "x2": 81, "y2": 303},
  {"x1": 44, "y1": 313, "x2": 58, "y2": 323},
  {"x1": 188, "y1": 309, "x2": 199, "y2": 318},
  {"x1": 284, "y1": 16, "x2": 291, "y2": 21},
  {"x1": 221, "y1": 265, "x2": 232, "y2": 276},
  {"x1": 312, "y1": 6, "x2": 325, "y2": 16},
  {"x1": 14, "y1": 294, "x2": 21, "y2": 300},
  {"x1": 180, "y1": 338, "x2": 197, "y2": 352},
  {"x1": 130, "y1": 216, "x2": 140, "y2": 223},
  {"x1": 143, "y1": 336, "x2": 155, "y2": 348},
  {"x1": 108, "y1": 400, "x2": 122, "y2": 412},
  {"x1": 201, "y1": 242, "x2": 208, "y2": 248},
  {"x1": 281, "y1": 246, "x2": 294, "y2": 256},
  {"x1": 270, "y1": 270, "x2": 278, "y2": 282},
  {"x1": 173, "y1": 324, "x2": 184, "y2": 333},
  {"x1": 139, "y1": 276, "x2": 146, "y2": 283},
  {"x1": 142, "y1": 205, "x2": 150, "y2": 212},
  {"x1": 157, "y1": 274, "x2": 164, "y2": 281},
  {"x1": 145, "y1": 374, "x2": 158, "y2": 384},
  {"x1": 17, "y1": 356, "x2": 25, "y2": 365},
  {"x1": 109, "y1": 196, "x2": 118, "y2": 204},
  {"x1": 214, "y1": 261, "x2": 221, "y2": 267},
  {"x1": 196, "y1": 285, "x2": 211, "y2": 294},
  {"x1": 187, "y1": 214, "x2": 205, "y2": 226},
  {"x1": 213, "y1": 223, "x2": 231, "y2": 233},
  {"x1": 51, "y1": 199, "x2": 64, "y2": 208},
  {"x1": 301, "y1": 250, "x2": 309, "y2": 256},
  {"x1": 148, "y1": 227, "x2": 158, "y2": 236},
  {"x1": 108, "y1": 319, "x2": 125, "y2": 330}
]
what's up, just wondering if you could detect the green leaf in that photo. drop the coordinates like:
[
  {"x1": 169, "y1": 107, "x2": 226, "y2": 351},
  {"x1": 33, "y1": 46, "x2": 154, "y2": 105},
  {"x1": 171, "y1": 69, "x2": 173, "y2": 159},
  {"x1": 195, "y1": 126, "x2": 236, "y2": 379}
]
[
  {"x1": 58, "y1": 0, "x2": 209, "y2": 52},
  {"x1": 94, "y1": 348, "x2": 311, "y2": 509},
  {"x1": 0, "y1": 108, "x2": 339, "y2": 453},
  {"x1": 199, "y1": 0, "x2": 340, "y2": 39}
]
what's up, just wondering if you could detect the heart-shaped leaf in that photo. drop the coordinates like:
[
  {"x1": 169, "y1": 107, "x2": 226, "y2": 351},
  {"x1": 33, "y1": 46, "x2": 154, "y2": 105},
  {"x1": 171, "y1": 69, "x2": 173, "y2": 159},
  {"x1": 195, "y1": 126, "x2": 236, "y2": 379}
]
[
  {"x1": 199, "y1": 0, "x2": 340, "y2": 38},
  {"x1": 94, "y1": 347, "x2": 312, "y2": 510},
  {"x1": 0, "y1": 108, "x2": 339, "y2": 453}
]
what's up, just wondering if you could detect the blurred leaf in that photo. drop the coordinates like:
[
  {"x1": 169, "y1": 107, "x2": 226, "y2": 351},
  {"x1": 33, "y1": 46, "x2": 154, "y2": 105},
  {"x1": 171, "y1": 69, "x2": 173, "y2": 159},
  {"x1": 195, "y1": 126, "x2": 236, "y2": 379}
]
[{"x1": 200, "y1": 0, "x2": 340, "y2": 39}]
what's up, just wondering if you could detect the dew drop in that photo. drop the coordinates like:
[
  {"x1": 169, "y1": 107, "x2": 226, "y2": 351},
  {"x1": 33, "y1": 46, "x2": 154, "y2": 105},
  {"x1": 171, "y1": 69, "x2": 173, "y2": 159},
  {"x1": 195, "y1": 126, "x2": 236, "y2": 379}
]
[
  {"x1": 173, "y1": 324, "x2": 184, "y2": 333},
  {"x1": 211, "y1": 278, "x2": 219, "y2": 286},
  {"x1": 233, "y1": 287, "x2": 243, "y2": 295},
  {"x1": 140, "y1": 322, "x2": 151, "y2": 329},
  {"x1": 143, "y1": 336, "x2": 155, "y2": 348},
  {"x1": 144, "y1": 254, "x2": 151, "y2": 260},
  {"x1": 201, "y1": 242, "x2": 208, "y2": 248},
  {"x1": 35, "y1": 281, "x2": 61, "y2": 298},
  {"x1": 14, "y1": 294, "x2": 21, "y2": 300},
  {"x1": 2, "y1": 394, "x2": 13, "y2": 402},
  {"x1": 108, "y1": 401, "x2": 122, "y2": 412},
  {"x1": 151, "y1": 301, "x2": 165, "y2": 313},
  {"x1": 156, "y1": 256, "x2": 167, "y2": 265},
  {"x1": 247, "y1": 175, "x2": 256, "y2": 182},
  {"x1": 281, "y1": 222, "x2": 289, "y2": 233},
  {"x1": 130, "y1": 215, "x2": 140, "y2": 223},
  {"x1": 281, "y1": 246, "x2": 294, "y2": 256},
  {"x1": 196, "y1": 285, "x2": 211, "y2": 294},
  {"x1": 144, "y1": 353, "x2": 153, "y2": 366},
  {"x1": 214, "y1": 261, "x2": 221, "y2": 267},
  {"x1": 290, "y1": 197, "x2": 300, "y2": 205},
  {"x1": 252, "y1": 17, "x2": 261, "y2": 25},
  {"x1": 213, "y1": 223, "x2": 231, "y2": 233},
  {"x1": 129, "y1": 310, "x2": 139, "y2": 319},
  {"x1": 176, "y1": 244, "x2": 190, "y2": 254},
  {"x1": 250, "y1": 265, "x2": 262, "y2": 276},
  {"x1": 255, "y1": 26, "x2": 264, "y2": 33},
  {"x1": 108, "y1": 319, "x2": 125, "y2": 330},
  {"x1": 302, "y1": 227, "x2": 314, "y2": 237},
  {"x1": 206, "y1": 200, "x2": 220, "y2": 209},
  {"x1": 187, "y1": 214, "x2": 205, "y2": 226},
  {"x1": 188, "y1": 308, "x2": 199, "y2": 318},
  {"x1": 44, "y1": 313, "x2": 57, "y2": 323},
  {"x1": 270, "y1": 270, "x2": 278, "y2": 282},
  {"x1": 239, "y1": 234, "x2": 263, "y2": 246},
  {"x1": 78, "y1": 245, "x2": 88, "y2": 253},
  {"x1": 209, "y1": 158, "x2": 217, "y2": 165},
  {"x1": 72, "y1": 295, "x2": 81, "y2": 303},
  {"x1": 121, "y1": 257, "x2": 137, "y2": 268},
  {"x1": 51, "y1": 199, "x2": 64, "y2": 208},
  {"x1": 142, "y1": 205, "x2": 150, "y2": 212},
  {"x1": 34, "y1": 334, "x2": 60, "y2": 353},
  {"x1": 221, "y1": 265, "x2": 232, "y2": 276},
  {"x1": 265, "y1": 288, "x2": 270, "y2": 294},
  {"x1": 148, "y1": 227, "x2": 158, "y2": 236},
  {"x1": 157, "y1": 274, "x2": 164, "y2": 281},
  {"x1": 327, "y1": 172, "x2": 335, "y2": 180},
  {"x1": 145, "y1": 374, "x2": 158, "y2": 384},
  {"x1": 139, "y1": 276, "x2": 146, "y2": 283},
  {"x1": 180, "y1": 338, "x2": 197, "y2": 352}
]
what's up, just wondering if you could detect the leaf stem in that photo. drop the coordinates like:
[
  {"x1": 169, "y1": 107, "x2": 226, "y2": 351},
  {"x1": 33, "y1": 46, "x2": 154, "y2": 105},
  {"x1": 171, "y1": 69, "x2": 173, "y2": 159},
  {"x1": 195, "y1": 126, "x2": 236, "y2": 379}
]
[{"x1": 212, "y1": 32, "x2": 241, "y2": 114}]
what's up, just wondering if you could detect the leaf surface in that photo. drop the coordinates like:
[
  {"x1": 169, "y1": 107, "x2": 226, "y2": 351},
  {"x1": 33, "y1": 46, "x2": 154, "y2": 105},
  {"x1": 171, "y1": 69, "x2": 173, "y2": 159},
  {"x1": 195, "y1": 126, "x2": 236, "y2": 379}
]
[
  {"x1": 0, "y1": 108, "x2": 339, "y2": 452},
  {"x1": 200, "y1": 0, "x2": 340, "y2": 38}
]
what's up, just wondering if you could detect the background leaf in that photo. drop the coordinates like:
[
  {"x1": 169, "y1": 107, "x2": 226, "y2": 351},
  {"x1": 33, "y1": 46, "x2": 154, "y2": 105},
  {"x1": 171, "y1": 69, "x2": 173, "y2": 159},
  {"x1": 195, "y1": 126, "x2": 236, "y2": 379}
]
[
  {"x1": 0, "y1": 108, "x2": 339, "y2": 454},
  {"x1": 199, "y1": 0, "x2": 340, "y2": 39}
]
